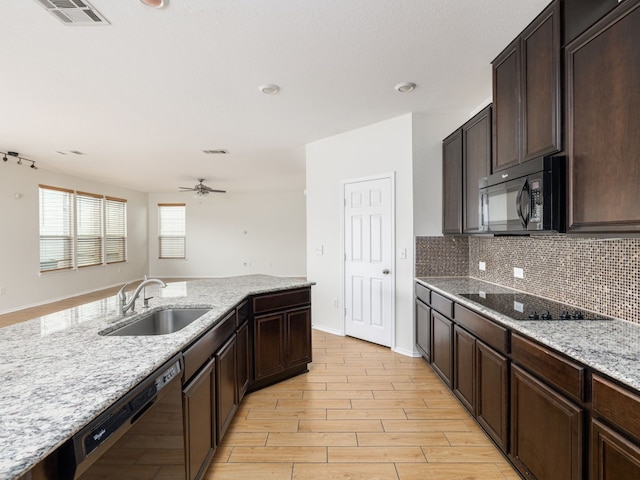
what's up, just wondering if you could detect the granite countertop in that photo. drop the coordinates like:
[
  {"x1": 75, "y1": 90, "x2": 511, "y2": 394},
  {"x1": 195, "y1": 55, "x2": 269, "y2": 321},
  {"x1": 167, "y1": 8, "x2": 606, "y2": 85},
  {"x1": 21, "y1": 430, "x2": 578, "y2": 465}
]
[
  {"x1": 0, "y1": 275, "x2": 313, "y2": 480},
  {"x1": 416, "y1": 276, "x2": 640, "y2": 393}
]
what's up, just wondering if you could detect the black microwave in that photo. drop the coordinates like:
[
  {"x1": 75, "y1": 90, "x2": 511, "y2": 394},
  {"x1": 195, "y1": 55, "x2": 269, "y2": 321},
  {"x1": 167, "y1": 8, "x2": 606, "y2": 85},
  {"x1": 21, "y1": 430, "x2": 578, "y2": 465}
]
[{"x1": 479, "y1": 156, "x2": 566, "y2": 234}]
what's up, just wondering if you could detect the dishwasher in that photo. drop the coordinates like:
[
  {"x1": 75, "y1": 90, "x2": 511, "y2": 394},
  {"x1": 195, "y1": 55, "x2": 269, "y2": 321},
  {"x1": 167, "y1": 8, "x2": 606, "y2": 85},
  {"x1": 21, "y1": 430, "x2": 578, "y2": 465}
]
[{"x1": 58, "y1": 353, "x2": 186, "y2": 480}]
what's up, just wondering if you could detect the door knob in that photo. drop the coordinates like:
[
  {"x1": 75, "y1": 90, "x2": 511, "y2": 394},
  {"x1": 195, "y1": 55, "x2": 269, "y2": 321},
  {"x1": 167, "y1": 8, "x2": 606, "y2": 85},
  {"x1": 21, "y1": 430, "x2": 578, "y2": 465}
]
[{"x1": 382, "y1": 269, "x2": 390, "y2": 275}]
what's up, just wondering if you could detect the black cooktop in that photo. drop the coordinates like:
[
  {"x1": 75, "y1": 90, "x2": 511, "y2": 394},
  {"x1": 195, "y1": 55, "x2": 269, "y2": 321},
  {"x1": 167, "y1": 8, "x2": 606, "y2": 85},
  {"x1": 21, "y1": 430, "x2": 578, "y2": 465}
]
[{"x1": 459, "y1": 292, "x2": 612, "y2": 321}]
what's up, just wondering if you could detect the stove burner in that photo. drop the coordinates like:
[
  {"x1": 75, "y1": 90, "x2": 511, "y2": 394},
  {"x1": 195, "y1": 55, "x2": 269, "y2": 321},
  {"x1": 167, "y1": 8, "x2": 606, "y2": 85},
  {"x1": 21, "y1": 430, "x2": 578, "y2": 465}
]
[{"x1": 459, "y1": 293, "x2": 611, "y2": 321}]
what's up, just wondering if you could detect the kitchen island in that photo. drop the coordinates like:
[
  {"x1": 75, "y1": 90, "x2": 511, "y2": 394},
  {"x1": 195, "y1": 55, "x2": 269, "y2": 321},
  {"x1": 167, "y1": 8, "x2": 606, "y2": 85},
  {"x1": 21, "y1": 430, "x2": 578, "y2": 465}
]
[{"x1": 0, "y1": 275, "x2": 313, "y2": 480}]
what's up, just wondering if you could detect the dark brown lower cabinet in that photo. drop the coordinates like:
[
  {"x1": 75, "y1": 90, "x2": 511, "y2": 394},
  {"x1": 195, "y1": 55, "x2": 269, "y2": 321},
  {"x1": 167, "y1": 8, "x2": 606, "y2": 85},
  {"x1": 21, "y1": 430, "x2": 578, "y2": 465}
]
[
  {"x1": 592, "y1": 419, "x2": 640, "y2": 480},
  {"x1": 216, "y1": 334, "x2": 238, "y2": 442},
  {"x1": 236, "y1": 320, "x2": 249, "y2": 403},
  {"x1": 453, "y1": 326, "x2": 475, "y2": 413},
  {"x1": 431, "y1": 310, "x2": 453, "y2": 387},
  {"x1": 183, "y1": 358, "x2": 216, "y2": 480},
  {"x1": 453, "y1": 326, "x2": 509, "y2": 452},
  {"x1": 253, "y1": 305, "x2": 312, "y2": 387},
  {"x1": 510, "y1": 365, "x2": 583, "y2": 480},
  {"x1": 476, "y1": 340, "x2": 508, "y2": 451},
  {"x1": 254, "y1": 312, "x2": 285, "y2": 380},
  {"x1": 285, "y1": 307, "x2": 312, "y2": 368},
  {"x1": 415, "y1": 299, "x2": 431, "y2": 361}
]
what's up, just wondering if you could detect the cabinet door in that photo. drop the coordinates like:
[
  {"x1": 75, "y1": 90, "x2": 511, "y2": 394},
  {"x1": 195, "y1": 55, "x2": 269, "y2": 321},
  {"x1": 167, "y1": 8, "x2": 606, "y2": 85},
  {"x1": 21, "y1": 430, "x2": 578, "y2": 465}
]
[
  {"x1": 520, "y1": 0, "x2": 561, "y2": 161},
  {"x1": 510, "y1": 365, "x2": 583, "y2": 480},
  {"x1": 592, "y1": 419, "x2": 640, "y2": 480},
  {"x1": 453, "y1": 326, "x2": 475, "y2": 414},
  {"x1": 431, "y1": 310, "x2": 453, "y2": 387},
  {"x1": 476, "y1": 340, "x2": 508, "y2": 451},
  {"x1": 566, "y1": 1, "x2": 640, "y2": 233},
  {"x1": 216, "y1": 334, "x2": 238, "y2": 442},
  {"x1": 442, "y1": 129, "x2": 463, "y2": 234},
  {"x1": 183, "y1": 358, "x2": 216, "y2": 480},
  {"x1": 492, "y1": 38, "x2": 520, "y2": 172},
  {"x1": 415, "y1": 300, "x2": 431, "y2": 361},
  {"x1": 236, "y1": 320, "x2": 250, "y2": 403},
  {"x1": 285, "y1": 307, "x2": 312, "y2": 368},
  {"x1": 462, "y1": 106, "x2": 491, "y2": 233},
  {"x1": 254, "y1": 313, "x2": 285, "y2": 380}
]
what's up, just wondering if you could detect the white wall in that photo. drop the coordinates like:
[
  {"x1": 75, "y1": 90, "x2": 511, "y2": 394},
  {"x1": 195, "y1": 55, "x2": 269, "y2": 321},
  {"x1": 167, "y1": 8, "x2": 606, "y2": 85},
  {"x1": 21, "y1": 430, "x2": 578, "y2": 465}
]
[
  {"x1": 306, "y1": 114, "x2": 415, "y2": 354},
  {"x1": 0, "y1": 163, "x2": 149, "y2": 314},
  {"x1": 147, "y1": 191, "x2": 306, "y2": 278},
  {"x1": 306, "y1": 112, "x2": 468, "y2": 356},
  {"x1": 412, "y1": 110, "x2": 469, "y2": 236}
]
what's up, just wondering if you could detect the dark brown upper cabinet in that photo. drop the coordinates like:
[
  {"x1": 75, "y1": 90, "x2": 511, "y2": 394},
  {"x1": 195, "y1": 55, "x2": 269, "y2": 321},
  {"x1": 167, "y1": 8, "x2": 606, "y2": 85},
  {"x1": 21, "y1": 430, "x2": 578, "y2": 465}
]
[
  {"x1": 564, "y1": 0, "x2": 621, "y2": 45},
  {"x1": 565, "y1": 0, "x2": 640, "y2": 233},
  {"x1": 462, "y1": 106, "x2": 491, "y2": 233},
  {"x1": 442, "y1": 106, "x2": 492, "y2": 235},
  {"x1": 492, "y1": 0, "x2": 561, "y2": 172},
  {"x1": 442, "y1": 129, "x2": 463, "y2": 234}
]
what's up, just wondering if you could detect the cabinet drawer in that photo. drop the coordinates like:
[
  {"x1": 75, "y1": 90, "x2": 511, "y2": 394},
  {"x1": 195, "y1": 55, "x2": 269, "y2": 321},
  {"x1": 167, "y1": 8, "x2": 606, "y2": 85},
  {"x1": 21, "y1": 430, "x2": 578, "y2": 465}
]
[
  {"x1": 183, "y1": 310, "x2": 236, "y2": 382},
  {"x1": 454, "y1": 304, "x2": 509, "y2": 354},
  {"x1": 415, "y1": 283, "x2": 431, "y2": 305},
  {"x1": 511, "y1": 333, "x2": 585, "y2": 403},
  {"x1": 253, "y1": 288, "x2": 310, "y2": 314},
  {"x1": 593, "y1": 374, "x2": 640, "y2": 442},
  {"x1": 431, "y1": 292, "x2": 453, "y2": 318}
]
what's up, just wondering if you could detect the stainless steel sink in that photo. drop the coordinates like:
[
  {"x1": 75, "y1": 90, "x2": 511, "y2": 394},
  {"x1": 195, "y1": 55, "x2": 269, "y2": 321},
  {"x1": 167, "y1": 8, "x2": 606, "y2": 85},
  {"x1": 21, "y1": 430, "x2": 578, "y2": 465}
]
[{"x1": 104, "y1": 308, "x2": 211, "y2": 336}]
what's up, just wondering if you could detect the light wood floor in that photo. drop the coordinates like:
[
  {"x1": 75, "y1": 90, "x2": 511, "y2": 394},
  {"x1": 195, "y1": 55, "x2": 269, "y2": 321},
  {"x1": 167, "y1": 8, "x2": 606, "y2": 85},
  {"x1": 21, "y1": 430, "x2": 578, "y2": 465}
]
[{"x1": 206, "y1": 330, "x2": 520, "y2": 480}]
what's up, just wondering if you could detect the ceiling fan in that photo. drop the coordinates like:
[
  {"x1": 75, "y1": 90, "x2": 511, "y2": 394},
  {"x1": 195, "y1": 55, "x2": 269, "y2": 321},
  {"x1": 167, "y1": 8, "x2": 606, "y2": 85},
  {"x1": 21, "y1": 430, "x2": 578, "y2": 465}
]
[{"x1": 179, "y1": 179, "x2": 226, "y2": 196}]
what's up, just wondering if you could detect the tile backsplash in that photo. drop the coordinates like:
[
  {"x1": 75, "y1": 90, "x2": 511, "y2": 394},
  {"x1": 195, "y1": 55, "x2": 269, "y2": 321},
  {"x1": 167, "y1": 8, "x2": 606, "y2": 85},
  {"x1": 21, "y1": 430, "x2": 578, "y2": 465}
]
[{"x1": 416, "y1": 235, "x2": 640, "y2": 324}]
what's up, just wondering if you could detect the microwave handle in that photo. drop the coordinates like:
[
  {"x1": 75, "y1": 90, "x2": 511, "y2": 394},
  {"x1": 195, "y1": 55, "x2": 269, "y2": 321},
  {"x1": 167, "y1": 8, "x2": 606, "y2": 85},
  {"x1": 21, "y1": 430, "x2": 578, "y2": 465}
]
[{"x1": 515, "y1": 179, "x2": 530, "y2": 228}]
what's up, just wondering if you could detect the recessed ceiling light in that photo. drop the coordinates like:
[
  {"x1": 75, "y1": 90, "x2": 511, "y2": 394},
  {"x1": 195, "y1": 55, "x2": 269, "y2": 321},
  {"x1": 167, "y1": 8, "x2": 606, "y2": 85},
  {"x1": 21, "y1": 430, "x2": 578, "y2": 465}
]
[
  {"x1": 259, "y1": 84, "x2": 280, "y2": 95},
  {"x1": 140, "y1": 0, "x2": 165, "y2": 7},
  {"x1": 394, "y1": 82, "x2": 416, "y2": 93}
]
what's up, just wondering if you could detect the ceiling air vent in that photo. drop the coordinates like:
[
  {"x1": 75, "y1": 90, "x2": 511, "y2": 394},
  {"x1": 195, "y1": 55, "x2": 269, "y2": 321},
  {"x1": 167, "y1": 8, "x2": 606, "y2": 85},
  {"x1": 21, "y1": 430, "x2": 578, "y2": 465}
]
[
  {"x1": 34, "y1": 0, "x2": 110, "y2": 26},
  {"x1": 203, "y1": 150, "x2": 230, "y2": 155}
]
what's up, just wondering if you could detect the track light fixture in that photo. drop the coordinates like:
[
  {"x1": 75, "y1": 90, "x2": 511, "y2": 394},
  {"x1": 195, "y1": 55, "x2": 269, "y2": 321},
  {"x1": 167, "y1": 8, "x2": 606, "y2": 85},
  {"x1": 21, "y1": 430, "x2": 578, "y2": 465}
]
[{"x1": 1, "y1": 151, "x2": 38, "y2": 170}]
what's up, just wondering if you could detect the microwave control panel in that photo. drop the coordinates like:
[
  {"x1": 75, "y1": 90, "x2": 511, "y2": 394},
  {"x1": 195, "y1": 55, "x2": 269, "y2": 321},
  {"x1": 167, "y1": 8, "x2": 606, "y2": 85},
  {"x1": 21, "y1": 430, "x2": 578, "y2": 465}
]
[{"x1": 530, "y1": 180, "x2": 542, "y2": 223}]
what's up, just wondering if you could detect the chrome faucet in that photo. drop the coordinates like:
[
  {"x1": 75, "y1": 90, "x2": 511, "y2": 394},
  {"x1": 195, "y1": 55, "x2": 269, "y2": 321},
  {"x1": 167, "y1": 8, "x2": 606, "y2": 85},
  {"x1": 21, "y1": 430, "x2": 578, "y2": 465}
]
[{"x1": 116, "y1": 276, "x2": 167, "y2": 315}]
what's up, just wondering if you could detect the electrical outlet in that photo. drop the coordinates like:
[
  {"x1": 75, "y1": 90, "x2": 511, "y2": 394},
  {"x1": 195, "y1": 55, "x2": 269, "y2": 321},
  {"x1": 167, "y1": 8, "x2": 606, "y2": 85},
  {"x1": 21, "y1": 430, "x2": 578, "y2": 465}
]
[
  {"x1": 0, "y1": 287, "x2": 5, "y2": 295},
  {"x1": 479, "y1": 261, "x2": 486, "y2": 271},
  {"x1": 332, "y1": 299, "x2": 339, "y2": 308},
  {"x1": 513, "y1": 267, "x2": 524, "y2": 279}
]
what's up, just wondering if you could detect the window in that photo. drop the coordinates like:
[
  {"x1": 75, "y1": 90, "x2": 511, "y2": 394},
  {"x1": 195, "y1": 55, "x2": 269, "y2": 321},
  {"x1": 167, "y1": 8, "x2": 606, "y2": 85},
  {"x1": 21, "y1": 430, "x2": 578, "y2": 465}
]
[
  {"x1": 39, "y1": 185, "x2": 128, "y2": 272},
  {"x1": 105, "y1": 197, "x2": 127, "y2": 264},
  {"x1": 76, "y1": 192, "x2": 103, "y2": 268},
  {"x1": 158, "y1": 203, "x2": 186, "y2": 259},
  {"x1": 39, "y1": 185, "x2": 74, "y2": 272}
]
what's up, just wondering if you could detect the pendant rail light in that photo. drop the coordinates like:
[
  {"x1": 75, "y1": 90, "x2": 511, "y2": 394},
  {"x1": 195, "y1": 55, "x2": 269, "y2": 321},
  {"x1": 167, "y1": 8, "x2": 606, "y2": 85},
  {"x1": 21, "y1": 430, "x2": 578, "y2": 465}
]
[{"x1": 2, "y1": 151, "x2": 38, "y2": 170}]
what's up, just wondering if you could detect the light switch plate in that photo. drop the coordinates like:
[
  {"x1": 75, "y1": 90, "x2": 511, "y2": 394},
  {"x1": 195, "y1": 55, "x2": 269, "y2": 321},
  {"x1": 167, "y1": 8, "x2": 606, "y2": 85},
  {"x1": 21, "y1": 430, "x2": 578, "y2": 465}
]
[
  {"x1": 513, "y1": 267, "x2": 524, "y2": 279},
  {"x1": 479, "y1": 261, "x2": 486, "y2": 271}
]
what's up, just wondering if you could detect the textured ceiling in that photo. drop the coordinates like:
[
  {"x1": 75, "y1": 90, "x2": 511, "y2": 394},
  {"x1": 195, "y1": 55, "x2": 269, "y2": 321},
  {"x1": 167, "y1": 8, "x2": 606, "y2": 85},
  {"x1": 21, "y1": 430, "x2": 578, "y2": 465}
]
[{"x1": 0, "y1": 0, "x2": 550, "y2": 193}]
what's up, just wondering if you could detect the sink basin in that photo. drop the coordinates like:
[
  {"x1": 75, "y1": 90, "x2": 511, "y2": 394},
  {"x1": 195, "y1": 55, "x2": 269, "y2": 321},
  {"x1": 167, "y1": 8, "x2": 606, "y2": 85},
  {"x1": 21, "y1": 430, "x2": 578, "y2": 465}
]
[{"x1": 104, "y1": 308, "x2": 211, "y2": 336}]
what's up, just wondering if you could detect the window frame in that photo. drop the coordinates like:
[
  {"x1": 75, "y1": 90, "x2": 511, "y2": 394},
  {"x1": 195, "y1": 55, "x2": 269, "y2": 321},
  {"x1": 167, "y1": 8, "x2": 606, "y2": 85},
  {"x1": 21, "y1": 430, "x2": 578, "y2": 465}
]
[
  {"x1": 38, "y1": 185, "x2": 128, "y2": 273},
  {"x1": 158, "y1": 203, "x2": 186, "y2": 259},
  {"x1": 39, "y1": 185, "x2": 75, "y2": 273},
  {"x1": 105, "y1": 196, "x2": 128, "y2": 264}
]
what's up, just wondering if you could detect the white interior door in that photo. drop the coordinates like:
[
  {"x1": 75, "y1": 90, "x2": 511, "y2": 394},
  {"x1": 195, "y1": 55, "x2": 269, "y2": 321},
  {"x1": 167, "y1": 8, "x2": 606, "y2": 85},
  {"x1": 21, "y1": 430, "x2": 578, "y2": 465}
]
[{"x1": 344, "y1": 176, "x2": 394, "y2": 347}]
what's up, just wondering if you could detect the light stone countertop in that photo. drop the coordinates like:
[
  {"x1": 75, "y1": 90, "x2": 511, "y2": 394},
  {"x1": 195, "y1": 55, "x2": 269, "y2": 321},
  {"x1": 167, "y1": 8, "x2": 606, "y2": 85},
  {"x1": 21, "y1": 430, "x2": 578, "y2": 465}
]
[
  {"x1": 416, "y1": 276, "x2": 640, "y2": 394},
  {"x1": 0, "y1": 275, "x2": 313, "y2": 480}
]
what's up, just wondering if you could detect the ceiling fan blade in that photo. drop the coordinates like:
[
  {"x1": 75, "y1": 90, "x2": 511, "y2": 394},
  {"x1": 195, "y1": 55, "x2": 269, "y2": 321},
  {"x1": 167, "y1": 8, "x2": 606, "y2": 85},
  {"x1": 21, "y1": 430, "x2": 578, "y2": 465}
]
[{"x1": 179, "y1": 187, "x2": 195, "y2": 191}]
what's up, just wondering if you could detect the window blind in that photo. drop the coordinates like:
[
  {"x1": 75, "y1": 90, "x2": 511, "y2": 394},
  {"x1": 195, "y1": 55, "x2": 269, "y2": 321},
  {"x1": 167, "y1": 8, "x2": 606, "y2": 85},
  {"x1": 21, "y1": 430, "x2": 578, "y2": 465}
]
[
  {"x1": 76, "y1": 191, "x2": 103, "y2": 268},
  {"x1": 105, "y1": 196, "x2": 127, "y2": 264},
  {"x1": 39, "y1": 185, "x2": 74, "y2": 272},
  {"x1": 158, "y1": 203, "x2": 186, "y2": 259}
]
